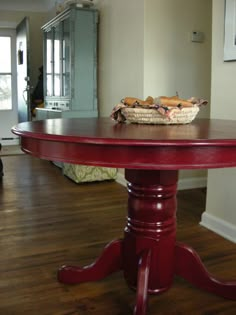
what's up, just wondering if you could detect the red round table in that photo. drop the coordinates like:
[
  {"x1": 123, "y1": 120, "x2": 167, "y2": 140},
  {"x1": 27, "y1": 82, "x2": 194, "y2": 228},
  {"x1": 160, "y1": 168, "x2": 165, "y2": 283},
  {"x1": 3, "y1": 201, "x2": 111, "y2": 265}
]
[{"x1": 12, "y1": 118, "x2": 236, "y2": 315}]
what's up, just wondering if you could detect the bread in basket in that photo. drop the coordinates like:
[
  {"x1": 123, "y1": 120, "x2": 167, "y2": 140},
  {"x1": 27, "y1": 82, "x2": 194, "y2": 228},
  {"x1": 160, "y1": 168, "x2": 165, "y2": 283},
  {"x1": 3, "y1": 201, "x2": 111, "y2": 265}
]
[{"x1": 111, "y1": 95, "x2": 208, "y2": 125}]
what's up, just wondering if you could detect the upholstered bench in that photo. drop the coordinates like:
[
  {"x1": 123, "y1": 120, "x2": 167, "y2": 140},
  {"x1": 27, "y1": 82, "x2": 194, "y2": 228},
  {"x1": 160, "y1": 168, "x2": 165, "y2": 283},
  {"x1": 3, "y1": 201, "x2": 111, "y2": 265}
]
[{"x1": 62, "y1": 163, "x2": 117, "y2": 183}]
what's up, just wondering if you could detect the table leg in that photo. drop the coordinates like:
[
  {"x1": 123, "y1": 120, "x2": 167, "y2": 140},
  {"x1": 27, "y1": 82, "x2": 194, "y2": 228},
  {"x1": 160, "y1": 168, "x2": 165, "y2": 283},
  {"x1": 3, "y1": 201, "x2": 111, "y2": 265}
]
[
  {"x1": 123, "y1": 169, "x2": 178, "y2": 314},
  {"x1": 175, "y1": 242, "x2": 236, "y2": 300},
  {"x1": 58, "y1": 239, "x2": 123, "y2": 284},
  {"x1": 58, "y1": 168, "x2": 236, "y2": 314},
  {"x1": 134, "y1": 249, "x2": 151, "y2": 315},
  {"x1": 124, "y1": 169, "x2": 236, "y2": 313}
]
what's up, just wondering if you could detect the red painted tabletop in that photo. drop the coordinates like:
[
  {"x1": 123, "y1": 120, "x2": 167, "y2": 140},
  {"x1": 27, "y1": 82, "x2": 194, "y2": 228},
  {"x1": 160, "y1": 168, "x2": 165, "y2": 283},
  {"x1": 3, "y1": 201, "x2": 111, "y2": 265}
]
[{"x1": 12, "y1": 118, "x2": 236, "y2": 170}]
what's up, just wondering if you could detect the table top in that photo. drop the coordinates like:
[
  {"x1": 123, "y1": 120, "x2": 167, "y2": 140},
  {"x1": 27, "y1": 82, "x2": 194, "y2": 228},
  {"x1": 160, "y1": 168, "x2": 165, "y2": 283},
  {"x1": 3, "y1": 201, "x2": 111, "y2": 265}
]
[{"x1": 12, "y1": 118, "x2": 236, "y2": 170}]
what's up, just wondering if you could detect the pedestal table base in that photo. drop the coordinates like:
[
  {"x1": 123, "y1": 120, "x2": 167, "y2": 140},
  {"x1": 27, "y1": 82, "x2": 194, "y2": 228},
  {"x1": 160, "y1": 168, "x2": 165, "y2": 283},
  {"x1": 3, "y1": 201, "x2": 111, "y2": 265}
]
[{"x1": 58, "y1": 169, "x2": 236, "y2": 315}]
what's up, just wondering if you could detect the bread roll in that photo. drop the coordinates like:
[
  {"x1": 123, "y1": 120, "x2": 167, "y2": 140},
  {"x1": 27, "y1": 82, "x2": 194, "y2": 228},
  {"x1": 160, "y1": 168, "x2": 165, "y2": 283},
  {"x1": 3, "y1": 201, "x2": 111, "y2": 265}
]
[
  {"x1": 157, "y1": 96, "x2": 193, "y2": 108},
  {"x1": 123, "y1": 96, "x2": 154, "y2": 106}
]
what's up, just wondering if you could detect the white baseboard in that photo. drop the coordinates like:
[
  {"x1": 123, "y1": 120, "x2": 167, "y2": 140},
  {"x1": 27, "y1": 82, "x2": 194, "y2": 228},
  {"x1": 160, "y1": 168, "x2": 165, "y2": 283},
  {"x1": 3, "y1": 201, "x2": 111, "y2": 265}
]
[
  {"x1": 116, "y1": 172, "x2": 127, "y2": 187},
  {"x1": 52, "y1": 161, "x2": 63, "y2": 168},
  {"x1": 1, "y1": 138, "x2": 20, "y2": 146},
  {"x1": 200, "y1": 212, "x2": 236, "y2": 243},
  {"x1": 177, "y1": 176, "x2": 207, "y2": 190},
  {"x1": 116, "y1": 173, "x2": 236, "y2": 243},
  {"x1": 116, "y1": 172, "x2": 207, "y2": 191}
]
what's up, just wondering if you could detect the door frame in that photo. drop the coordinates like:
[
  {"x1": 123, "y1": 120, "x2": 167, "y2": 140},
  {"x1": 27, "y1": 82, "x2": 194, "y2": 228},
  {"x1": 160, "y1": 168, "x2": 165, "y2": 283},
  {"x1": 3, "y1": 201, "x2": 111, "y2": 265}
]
[{"x1": 16, "y1": 17, "x2": 31, "y2": 123}]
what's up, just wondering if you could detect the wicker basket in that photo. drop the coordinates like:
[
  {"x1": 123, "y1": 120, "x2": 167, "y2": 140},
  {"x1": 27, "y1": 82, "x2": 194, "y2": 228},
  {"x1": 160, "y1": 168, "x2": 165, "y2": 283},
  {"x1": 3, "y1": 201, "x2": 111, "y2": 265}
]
[{"x1": 121, "y1": 106, "x2": 200, "y2": 125}]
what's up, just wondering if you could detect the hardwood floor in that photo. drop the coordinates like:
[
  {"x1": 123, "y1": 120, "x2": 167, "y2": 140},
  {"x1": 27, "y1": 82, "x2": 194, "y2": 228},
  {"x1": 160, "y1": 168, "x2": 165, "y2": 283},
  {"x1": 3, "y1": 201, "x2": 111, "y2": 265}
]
[{"x1": 0, "y1": 155, "x2": 235, "y2": 315}]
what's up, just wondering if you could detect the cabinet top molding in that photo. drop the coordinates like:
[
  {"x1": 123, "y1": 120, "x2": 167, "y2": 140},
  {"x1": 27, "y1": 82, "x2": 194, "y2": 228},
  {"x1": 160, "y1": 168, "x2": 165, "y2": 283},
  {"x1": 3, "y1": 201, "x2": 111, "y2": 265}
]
[{"x1": 42, "y1": 5, "x2": 98, "y2": 31}]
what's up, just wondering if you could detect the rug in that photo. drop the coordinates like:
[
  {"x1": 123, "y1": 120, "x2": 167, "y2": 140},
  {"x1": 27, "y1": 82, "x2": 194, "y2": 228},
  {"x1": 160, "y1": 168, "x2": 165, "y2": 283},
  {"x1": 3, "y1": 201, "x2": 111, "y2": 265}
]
[{"x1": 0, "y1": 145, "x2": 25, "y2": 157}]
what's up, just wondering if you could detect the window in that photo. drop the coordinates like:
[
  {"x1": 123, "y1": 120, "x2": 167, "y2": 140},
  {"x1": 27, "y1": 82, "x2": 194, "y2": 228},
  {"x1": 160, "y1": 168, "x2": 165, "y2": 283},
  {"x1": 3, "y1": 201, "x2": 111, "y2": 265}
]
[
  {"x1": 0, "y1": 36, "x2": 12, "y2": 110},
  {"x1": 224, "y1": 0, "x2": 236, "y2": 61}
]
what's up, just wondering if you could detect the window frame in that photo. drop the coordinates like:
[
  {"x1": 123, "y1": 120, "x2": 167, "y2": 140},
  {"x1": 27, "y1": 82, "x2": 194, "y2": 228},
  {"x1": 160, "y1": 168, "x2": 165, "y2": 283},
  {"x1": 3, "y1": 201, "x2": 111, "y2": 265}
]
[{"x1": 0, "y1": 28, "x2": 17, "y2": 111}]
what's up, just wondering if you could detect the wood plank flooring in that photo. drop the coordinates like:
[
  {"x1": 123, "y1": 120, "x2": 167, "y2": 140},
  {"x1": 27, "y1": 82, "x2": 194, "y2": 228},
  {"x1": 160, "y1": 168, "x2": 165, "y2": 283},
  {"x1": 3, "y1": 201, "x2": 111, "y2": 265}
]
[{"x1": 0, "y1": 155, "x2": 235, "y2": 315}]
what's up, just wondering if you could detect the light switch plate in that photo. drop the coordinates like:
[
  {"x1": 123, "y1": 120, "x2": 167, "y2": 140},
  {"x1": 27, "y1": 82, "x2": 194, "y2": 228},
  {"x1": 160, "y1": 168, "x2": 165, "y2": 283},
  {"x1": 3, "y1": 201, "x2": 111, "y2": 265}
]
[{"x1": 191, "y1": 31, "x2": 204, "y2": 43}]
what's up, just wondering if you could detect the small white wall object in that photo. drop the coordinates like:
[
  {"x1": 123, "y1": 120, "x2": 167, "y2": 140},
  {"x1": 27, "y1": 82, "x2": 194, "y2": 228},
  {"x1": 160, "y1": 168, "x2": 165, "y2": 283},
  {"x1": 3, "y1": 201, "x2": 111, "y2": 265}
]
[{"x1": 191, "y1": 31, "x2": 204, "y2": 43}]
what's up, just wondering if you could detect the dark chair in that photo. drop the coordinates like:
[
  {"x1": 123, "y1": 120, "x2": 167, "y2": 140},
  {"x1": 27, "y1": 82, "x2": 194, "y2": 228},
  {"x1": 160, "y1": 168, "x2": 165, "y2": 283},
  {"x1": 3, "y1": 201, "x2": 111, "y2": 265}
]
[{"x1": 0, "y1": 143, "x2": 3, "y2": 178}]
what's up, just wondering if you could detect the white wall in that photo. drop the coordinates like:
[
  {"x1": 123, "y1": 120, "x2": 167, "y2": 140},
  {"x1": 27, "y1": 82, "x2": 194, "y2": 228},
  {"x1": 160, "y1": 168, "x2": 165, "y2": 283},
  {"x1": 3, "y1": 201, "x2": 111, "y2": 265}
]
[
  {"x1": 201, "y1": 0, "x2": 236, "y2": 242},
  {"x1": 97, "y1": 0, "x2": 212, "y2": 118},
  {"x1": 96, "y1": 0, "x2": 145, "y2": 117},
  {"x1": 0, "y1": 0, "x2": 55, "y2": 12},
  {"x1": 144, "y1": 0, "x2": 211, "y2": 111},
  {"x1": 144, "y1": 0, "x2": 212, "y2": 182},
  {"x1": 97, "y1": 0, "x2": 212, "y2": 186}
]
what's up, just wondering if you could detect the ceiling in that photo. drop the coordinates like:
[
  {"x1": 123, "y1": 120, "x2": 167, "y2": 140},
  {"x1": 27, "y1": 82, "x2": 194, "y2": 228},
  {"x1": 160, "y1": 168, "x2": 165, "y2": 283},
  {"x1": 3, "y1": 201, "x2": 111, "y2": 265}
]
[{"x1": 0, "y1": 0, "x2": 55, "y2": 12}]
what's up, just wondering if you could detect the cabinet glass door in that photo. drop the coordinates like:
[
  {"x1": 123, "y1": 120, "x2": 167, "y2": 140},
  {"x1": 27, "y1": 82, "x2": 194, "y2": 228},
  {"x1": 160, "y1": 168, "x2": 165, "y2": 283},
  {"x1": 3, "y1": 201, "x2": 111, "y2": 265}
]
[
  {"x1": 46, "y1": 30, "x2": 53, "y2": 96},
  {"x1": 62, "y1": 18, "x2": 70, "y2": 97},
  {"x1": 53, "y1": 24, "x2": 61, "y2": 96}
]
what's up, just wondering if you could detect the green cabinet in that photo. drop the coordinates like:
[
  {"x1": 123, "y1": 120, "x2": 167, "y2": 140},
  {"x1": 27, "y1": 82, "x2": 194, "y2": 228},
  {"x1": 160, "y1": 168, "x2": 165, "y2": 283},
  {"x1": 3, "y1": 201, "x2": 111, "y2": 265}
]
[{"x1": 37, "y1": 6, "x2": 98, "y2": 120}]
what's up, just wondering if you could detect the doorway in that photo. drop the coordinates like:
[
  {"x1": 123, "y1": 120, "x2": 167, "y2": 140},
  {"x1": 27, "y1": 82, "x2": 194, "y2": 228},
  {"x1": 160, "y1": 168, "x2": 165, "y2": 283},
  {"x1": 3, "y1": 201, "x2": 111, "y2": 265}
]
[{"x1": 0, "y1": 28, "x2": 18, "y2": 145}]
